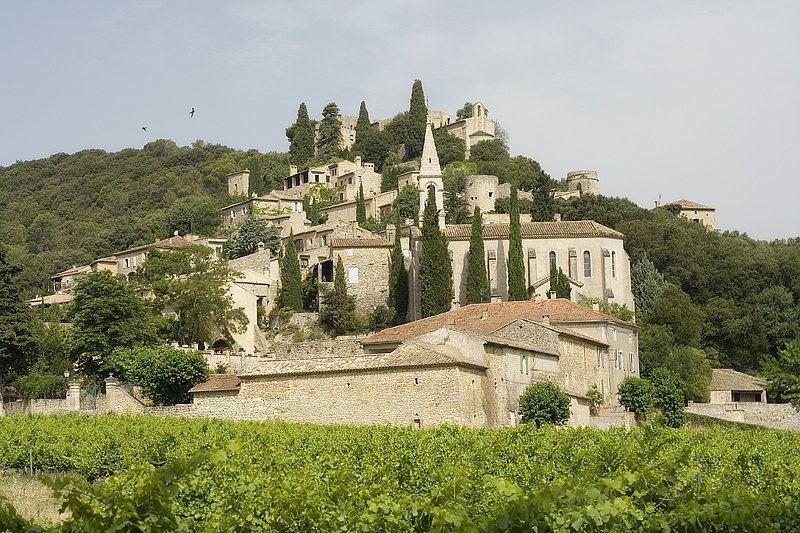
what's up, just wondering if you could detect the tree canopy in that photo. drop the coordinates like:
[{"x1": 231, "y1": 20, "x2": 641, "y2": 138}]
[
  {"x1": 316, "y1": 102, "x2": 343, "y2": 160},
  {"x1": 0, "y1": 246, "x2": 36, "y2": 394},
  {"x1": 286, "y1": 102, "x2": 315, "y2": 167},
  {"x1": 277, "y1": 233, "x2": 303, "y2": 312},
  {"x1": 111, "y1": 345, "x2": 209, "y2": 405},
  {"x1": 226, "y1": 216, "x2": 280, "y2": 259},
  {"x1": 419, "y1": 187, "x2": 453, "y2": 317},
  {"x1": 465, "y1": 206, "x2": 490, "y2": 304}
]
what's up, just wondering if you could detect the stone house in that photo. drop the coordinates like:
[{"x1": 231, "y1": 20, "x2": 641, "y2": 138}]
[
  {"x1": 709, "y1": 369, "x2": 768, "y2": 404},
  {"x1": 282, "y1": 157, "x2": 381, "y2": 203},
  {"x1": 666, "y1": 199, "x2": 716, "y2": 230},
  {"x1": 319, "y1": 237, "x2": 394, "y2": 313}
]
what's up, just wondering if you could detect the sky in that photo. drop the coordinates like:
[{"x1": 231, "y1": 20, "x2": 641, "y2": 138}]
[{"x1": 1, "y1": 1, "x2": 798, "y2": 240}]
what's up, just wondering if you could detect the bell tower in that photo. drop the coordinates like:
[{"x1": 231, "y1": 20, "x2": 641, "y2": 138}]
[{"x1": 418, "y1": 122, "x2": 445, "y2": 228}]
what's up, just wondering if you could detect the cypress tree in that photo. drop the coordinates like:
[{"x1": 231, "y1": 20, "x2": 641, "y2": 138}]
[
  {"x1": 388, "y1": 221, "x2": 409, "y2": 323},
  {"x1": 465, "y1": 206, "x2": 490, "y2": 304},
  {"x1": 406, "y1": 80, "x2": 427, "y2": 159},
  {"x1": 355, "y1": 101, "x2": 371, "y2": 134},
  {"x1": 309, "y1": 197, "x2": 319, "y2": 226},
  {"x1": 507, "y1": 187, "x2": 528, "y2": 300},
  {"x1": 320, "y1": 255, "x2": 357, "y2": 335},
  {"x1": 530, "y1": 173, "x2": 556, "y2": 222},
  {"x1": 277, "y1": 231, "x2": 303, "y2": 311},
  {"x1": 549, "y1": 265, "x2": 572, "y2": 299},
  {"x1": 316, "y1": 102, "x2": 343, "y2": 160},
  {"x1": 356, "y1": 182, "x2": 367, "y2": 225},
  {"x1": 419, "y1": 187, "x2": 453, "y2": 317},
  {"x1": 286, "y1": 103, "x2": 315, "y2": 167}
]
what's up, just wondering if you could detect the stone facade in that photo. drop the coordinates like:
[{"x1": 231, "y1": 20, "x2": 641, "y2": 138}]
[
  {"x1": 687, "y1": 402, "x2": 800, "y2": 431},
  {"x1": 665, "y1": 199, "x2": 716, "y2": 230},
  {"x1": 322, "y1": 238, "x2": 393, "y2": 313},
  {"x1": 226, "y1": 170, "x2": 250, "y2": 196}
]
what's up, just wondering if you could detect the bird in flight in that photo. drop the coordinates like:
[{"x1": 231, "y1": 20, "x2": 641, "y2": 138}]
[
  {"x1": 141, "y1": 126, "x2": 147, "y2": 131},
  {"x1": 190, "y1": 107, "x2": 195, "y2": 118}
]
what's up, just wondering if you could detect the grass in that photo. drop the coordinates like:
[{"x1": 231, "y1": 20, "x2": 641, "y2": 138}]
[{"x1": 0, "y1": 470, "x2": 68, "y2": 525}]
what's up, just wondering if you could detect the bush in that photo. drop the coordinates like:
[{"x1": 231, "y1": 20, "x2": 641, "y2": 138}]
[
  {"x1": 618, "y1": 376, "x2": 655, "y2": 420},
  {"x1": 650, "y1": 368, "x2": 686, "y2": 428},
  {"x1": 110, "y1": 346, "x2": 209, "y2": 405},
  {"x1": 518, "y1": 381, "x2": 571, "y2": 427},
  {"x1": 587, "y1": 384, "x2": 604, "y2": 416},
  {"x1": 17, "y1": 373, "x2": 67, "y2": 400}
]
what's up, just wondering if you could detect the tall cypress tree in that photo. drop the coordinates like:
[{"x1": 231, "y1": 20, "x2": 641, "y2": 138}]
[
  {"x1": 316, "y1": 102, "x2": 343, "y2": 160},
  {"x1": 530, "y1": 173, "x2": 556, "y2": 222},
  {"x1": 465, "y1": 206, "x2": 490, "y2": 304},
  {"x1": 277, "y1": 231, "x2": 303, "y2": 311},
  {"x1": 419, "y1": 187, "x2": 453, "y2": 317},
  {"x1": 355, "y1": 101, "x2": 371, "y2": 134},
  {"x1": 549, "y1": 265, "x2": 572, "y2": 299},
  {"x1": 406, "y1": 79, "x2": 427, "y2": 159},
  {"x1": 507, "y1": 187, "x2": 528, "y2": 301},
  {"x1": 286, "y1": 103, "x2": 315, "y2": 167},
  {"x1": 320, "y1": 255, "x2": 357, "y2": 335},
  {"x1": 356, "y1": 182, "x2": 366, "y2": 225},
  {"x1": 388, "y1": 221, "x2": 409, "y2": 323}
]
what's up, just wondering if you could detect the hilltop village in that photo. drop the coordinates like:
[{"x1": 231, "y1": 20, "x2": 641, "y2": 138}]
[{"x1": 13, "y1": 92, "x2": 789, "y2": 432}]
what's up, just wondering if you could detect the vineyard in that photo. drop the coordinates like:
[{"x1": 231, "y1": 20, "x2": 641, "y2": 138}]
[{"x1": 0, "y1": 414, "x2": 798, "y2": 531}]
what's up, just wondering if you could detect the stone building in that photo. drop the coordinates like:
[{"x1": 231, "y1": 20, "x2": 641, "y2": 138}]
[
  {"x1": 666, "y1": 199, "x2": 716, "y2": 230},
  {"x1": 427, "y1": 102, "x2": 496, "y2": 158},
  {"x1": 226, "y1": 170, "x2": 250, "y2": 197},
  {"x1": 319, "y1": 237, "x2": 394, "y2": 313},
  {"x1": 282, "y1": 157, "x2": 381, "y2": 203},
  {"x1": 708, "y1": 369, "x2": 768, "y2": 404}
]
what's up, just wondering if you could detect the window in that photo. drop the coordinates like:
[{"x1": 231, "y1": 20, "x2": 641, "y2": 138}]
[
  {"x1": 520, "y1": 355, "x2": 529, "y2": 375},
  {"x1": 488, "y1": 191, "x2": 493, "y2": 198},
  {"x1": 348, "y1": 267, "x2": 359, "y2": 283},
  {"x1": 132, "y1": 256, "x2": 137, "y2": 267},
  {"x1": 549, "y1": 251, "x2": 556, "y2": 269},
  {"x1": 568, "y1": 250, "x2": 577, "y2": 279},
  {"x1": 583, "y1": 251, "x2": 592, "y2": 277},
  {"x1": 300, "y1": 257, "x2": 308, "y2": 268},
  {"x1": 124, "y1": 258, "x2": 130, "y2": 268},
  {"x1": 611, "y1": 251, "x2": 617, "y2": 279},
  {"x1": 733, "y1": 392, "x2": 741, "y2": 402},
  {"x1": 294, "y1": 239, "x2": 304, "y2": 252},
  {"x1": 230, "y1": 211, "x2": 235, "y2": 219},
  {"x1": 618, "y1": 349, "x2": 624, "y2": 371},
  {"x1": 597, "y1": 347, "x2": 603, "y2": 368}
]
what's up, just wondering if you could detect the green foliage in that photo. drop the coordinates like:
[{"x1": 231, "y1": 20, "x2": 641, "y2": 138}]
[
  {"x1": 226, "y1": 215, "x2": 280, "y2": 259},
  {"x1": 456, "y1": 102, "x2": 474, "y2": 120},
  {"x1": 764, "y1": 338, "x2": 800, "y2": 405},
  {"x1": 17, "y1": 373, "x2": 67, "y2": 400},
  {"x1": 301, "y1": 267, "x2": 319, "y2": 312},
  {"x1": 392, "y1": 184, "x2": 420, "y2": 222},
  {"x1": 442, "y1": 162, "x2": 473, "y2": 224},
  {"x1": 356, "y1": 182, "x2": 366, "y2": 225},
  {"x1": 286, "y1": 102, "x2": 315, "y2": 167},
  {"x1": 631, "y1": 256, "x2": 666, "y2": 312},
  {"x1": 111, "y1": 346, "x2": 209, "y2": 405},
  {"x1": 371, "y1": 305, "x2": 396, "y2": 332},
  {"x1": 387, "y1": 223, "x2": 409, "y2": 324},
  {"x1": 587, "y1": 384, "x2": 604, "y2": 416},
  {"x1": 138, "y1": 245, "x2": 247, "y2": 346},
  {"x1": 518, "y1": 381, "x2": 571, "y2": 427},
  {"x1": 166, "y1": 195, "x2": 221, "y2": 236},
  {"x1": 405, "y1": 79, "x2": 427, "y2": 159},
  {"x1": 618, "y1": 376, "x2": 655, "y2": 419},
  {"x1": 432, "y1": 126, "x2": 466, "y2": 167},
  {"x1": 419, "y1": 187, "x2": 453, "y2": 318},
  {"x1": 1, "y1": 416, "x2": 800, "y2": 530},
  {"x1": 507, "y1": 187, "x2": 527, "y2": 301},
  {"x1": 320, "y1": 256, "x2": 358, "y2": 336},
  {"x1": 643, "y1": 284, "x2": 704, "y2": 347},
  {"x1": 639, "y1": 325, "x2": 713, "y2": 402},
  {"x1": 649, "y1": 367, "x2": 686, "y2": 428},
  {"x1": 0, "y1": 246, "x2": 36, "y2": 393},
  {"x1": 530, "y1": 173, "x2": 556, "y2": 222},
  {"x1": 465, "y1": 206, "x2": 490, "y2": 305},
  {"x1": 469, "y1": 138, "x2": 509, "y2": 162},
  {"x1": 316, "y1": 102, "x2": 343, "y2": 160},
  {"x1": 578, "y1": 297, "x2": 635, "y2": 322},
  {"x1": 277, "y1": 235, "x2": 303, "y2": 313},
  {"x1": 548, "y1": 265, "x2": 571, "y2": 299},
  {"x1": 68, "y1": 270, "x2": 162, "y2": 377}
]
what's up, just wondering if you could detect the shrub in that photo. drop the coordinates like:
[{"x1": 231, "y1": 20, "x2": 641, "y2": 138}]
[
  {"x1": 518, "y1": 381, "x2": 571, "y2": 427},
  {"x1": 618, "y1": 376, "x2": 655, "y2": 420},
  {"x1": 17, "y1": 373, "x2": 67, "y2": 400},
  {"x1": 650, "y1": 367, "x2": 686, "y2": 428},
  {"x1": 587, "y1": 384, "x2": 604, "y2": 416},
  {"x1": 110, "y1": 346, "x2": 209, "y2": 405}
]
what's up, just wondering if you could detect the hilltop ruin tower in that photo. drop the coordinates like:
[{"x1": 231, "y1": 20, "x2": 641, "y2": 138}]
[
  {"x1": 418, "y1": 122, "x2": 445, "y2": 229},
  {"x1": 565, "y1": 170, "x2": 599, "y2": 195}
]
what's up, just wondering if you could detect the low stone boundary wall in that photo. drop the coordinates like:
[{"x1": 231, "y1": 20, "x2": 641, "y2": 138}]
[{"x1": 687, "y1": 402, "x2": 800, "y2": 431}]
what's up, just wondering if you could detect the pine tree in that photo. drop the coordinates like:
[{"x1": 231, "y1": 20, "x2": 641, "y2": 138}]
[
  {"x1": 277, "y1": 232, "x2": 303, "y2": 312},
  {"x1": 316, "y1": 102, "x2": 343, "y2": 160},
  {"x1": 507, "y1": 187, "x2": 528, "y2": 300},
  {"x1": 465, "y1": 206, "x2": 490, "y2": 304},
  {"x1": 406, "y1": 80, "x2": 427, "y2": 159},
  {"x1": 286, "y1": 103, "x2": 315, "y2": 167},
  {"x1": 388, "y1": 221, "x2": 409, "y2": 323},
  {"x1": 419, "y1": 187, "x2": 453, "y2": 317},
  {"x1": 356, "y1": 182, "x2": 366, "y2": 225},
  {"x1": 320, "y1": 255, "x2": 357, "y2": 335}
]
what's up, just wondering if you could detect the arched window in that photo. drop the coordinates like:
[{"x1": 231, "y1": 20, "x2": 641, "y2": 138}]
[
  {"x1": 611, "y1": 251, "x2": 617, "y2": 279},
  {"x1": 583, "y1": 251, "x2": 592, "y2": 278},
  {"x1": 549, "y1": 251, "x2": 556, "y2": 269}
]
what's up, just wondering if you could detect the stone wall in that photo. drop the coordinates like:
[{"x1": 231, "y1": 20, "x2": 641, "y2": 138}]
[
  {"x1": 3, "y1": 398, "x2": 71, "y2": 415},
  {"x1": 686, "y1": 402, "x2": 800, "y2": 431},
  {"x1": 263, "y1": 339, "x2": 365, "y2": 360},
  {"x1": 328, "y1": 246, "x2": 392, "y2": 312}
]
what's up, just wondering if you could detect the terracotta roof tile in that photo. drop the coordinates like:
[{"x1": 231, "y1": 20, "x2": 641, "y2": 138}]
[
  {"x1": 710, "y1": 369, "x2": 767, "y2": 392},
  {"x1": 115, "y1": 236, "x2": 192, "y2": 255},
  {"x1": 362, "y1": 299, "x2": 630, "y2": 346},
  {"x1": 240, "y1": 341, "x2": 483, "y2": 378},
  {"x1": 441, "y1": 220, "x2": 623, "y2": 241},
  {"x1": 188, "y1": 374, "x2": 241, "y2": 393},
  {"x1": 667, "y1": 199, "x2": 714, "y2": 210}
]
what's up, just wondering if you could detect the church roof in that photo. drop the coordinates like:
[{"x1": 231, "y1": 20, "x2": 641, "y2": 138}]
[
  {"x1": 363, "y1": 299, "x2": 630, "y2": 347},
  {"x1": 442, "y1": 220, "x2": 623, "y2": 240},
  {"x1": 668, "y1": 199, "x2": 714, "y2": 210},
  {"x1": 419, "y1": 122, "x2": 442, "y2": 176}
]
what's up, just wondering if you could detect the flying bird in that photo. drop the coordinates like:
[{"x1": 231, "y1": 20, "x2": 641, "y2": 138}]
[
  {"x1": 190, "y1": 107, "x2": 195, "y2": 118},
  {"x1": 141, "y1": 126, "x2": 147, "y2": 131}
]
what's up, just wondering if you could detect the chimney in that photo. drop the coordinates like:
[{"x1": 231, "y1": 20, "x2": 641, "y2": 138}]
[
  {"x1": 355, "y1": 156, "x2": 362, "y2": 167},
  {"x1": 549, "y1": 291, "x2": 558, "y2": 299},
  {"x1": 290, "y1": 165, "x2": 298, "y2": 175},
  {"x1": 592, "y1": 302, "x2": 600, "y2": 312},
  {"x1": 155, "y1": 237, "x2": 160, "y2": 243},
  {"x1": 553, "y1": 213, "x2": 562, "y2": 222},
  {"x1": 541, "y1": 315, "x2": 550, "y2": 326},
  {"x1": 480, "y1": 310, "x2": 488, "y2": 320}
]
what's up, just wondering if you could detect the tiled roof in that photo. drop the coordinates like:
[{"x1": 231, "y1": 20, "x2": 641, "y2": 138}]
[
  {"x1": 240, "y1": 341, "x2": 483, "y2": 378},
  {"x1": 189, "y1": 374, "x2": 241, "y2": 393},
  {"x1": 331, "y1": 238, "x2": 393, "y2": 248},
  {"x1": 362, "y1": 299, "x2": 629, "y2": 346},
  {"x1": 51, "y1": 265, "x2": 92, "y2": 278},
  {"x1": 115, "y1": 236, "x2": 192, "y2": 255},
  {"x1": 710, "y1": 369, "x2": 767, "y2": 392},
  {"x1": 442, "y1": 220, "x2": 623, "y2": 241},
  {"x1": 29, "y1": 293, "x2": 74, "y2": 306},
  {"x1": 667, "y1": 199, "x2": 714, "y2": 210}
]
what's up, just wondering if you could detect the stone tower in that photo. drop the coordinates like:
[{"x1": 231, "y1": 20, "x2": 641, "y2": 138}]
[
  {"x1": 227, "y1": 169, "x2": 251, "y2": 197},
  {"x1": 418, "y1": 122, "x2": 445, "y2": 228},
  {"x1": 565, "y1": 170, "x2": 599, "y2": 195}
]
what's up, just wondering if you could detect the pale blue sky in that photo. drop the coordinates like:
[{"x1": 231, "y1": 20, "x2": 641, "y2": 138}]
[{"x1": 1, "y1": 1, "x2": 798, "y2": 240}]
